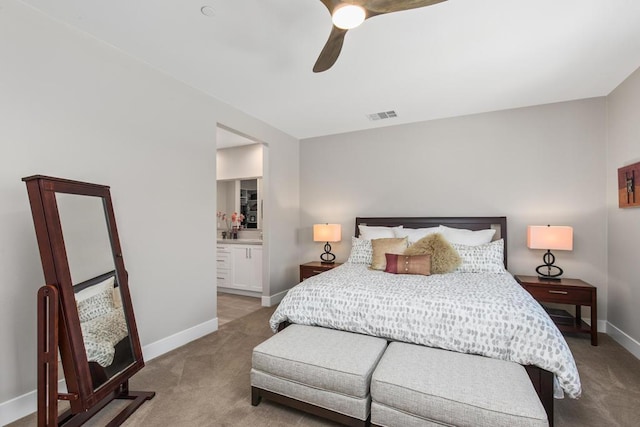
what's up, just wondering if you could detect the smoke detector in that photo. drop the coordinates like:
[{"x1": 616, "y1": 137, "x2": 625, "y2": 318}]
[
  {"x1": 201, "y1": 5, "x2": 215, "y2": 17},
  {"x1": 366, "y1": 110, "x2": 398, "y2": 121}
]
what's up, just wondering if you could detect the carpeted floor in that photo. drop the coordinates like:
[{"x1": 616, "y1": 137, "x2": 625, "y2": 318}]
[
  {"x1": 216, "y1": 292, "x2": 262, "y2": 327},
  {"x1": 9, "y1": 307, "x2": 640, "y2": 426}
]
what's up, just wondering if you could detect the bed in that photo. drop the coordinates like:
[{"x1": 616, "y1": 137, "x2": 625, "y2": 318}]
[
  {"x1": 74, "y1": 271, "x2": 134, "y2": 388},
  {"x1": 270, "y1": 217, "x2": 581, "y2": 423}
]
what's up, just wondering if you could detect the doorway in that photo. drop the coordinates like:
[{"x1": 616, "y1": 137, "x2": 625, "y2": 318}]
[{"x1": 215, "y1": 125, "x2": 267, "y2": 322}]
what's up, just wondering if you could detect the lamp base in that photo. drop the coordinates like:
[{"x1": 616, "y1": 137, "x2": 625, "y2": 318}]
[
  {"x1": 535, "y1": 250, "x2": 564, "y2": 280},
  {"x1": 320, "y1": 242, "x2": 336, "y2": 264}
]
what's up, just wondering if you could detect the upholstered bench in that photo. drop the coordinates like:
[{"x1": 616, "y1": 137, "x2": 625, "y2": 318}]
[
  {"x1": 370, "y1": 342, "x2": 549, "y2": 427},
  {"x1": 251, "y1": 324, "x2": 387, "y2": 426}
]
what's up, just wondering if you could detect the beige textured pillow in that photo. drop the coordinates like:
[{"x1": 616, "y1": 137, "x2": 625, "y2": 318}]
[
  {"x1": 370, "y1": 237, "x2": 408, "y2": 270},
  {"x1": 404, "y1": 233, "x2": 461, "y2": 274}
]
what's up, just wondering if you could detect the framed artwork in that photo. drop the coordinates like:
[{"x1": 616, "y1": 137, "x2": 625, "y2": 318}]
[{"x1": 618, "y1": 161, "x2": 640, "y2": 208}]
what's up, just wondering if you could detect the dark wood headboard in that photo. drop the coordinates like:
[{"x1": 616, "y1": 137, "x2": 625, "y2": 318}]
[
  {"x1": 355, "y1": 216, "x2": 508, "y2": 268},
  {"x1": 73, "y1": 270, "x2": 117, "y2": 293}
]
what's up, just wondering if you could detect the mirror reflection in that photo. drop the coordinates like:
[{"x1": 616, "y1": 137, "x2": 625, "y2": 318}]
[
  {"x1": 240, "y1": 179, "x2": 259, "y2": 229},
  {"x1": 217, "y1": 178, "x2": 262, "y2": 230},
  {"x1": 56, "y1": 193, "x2": 135, "y2": 389}
]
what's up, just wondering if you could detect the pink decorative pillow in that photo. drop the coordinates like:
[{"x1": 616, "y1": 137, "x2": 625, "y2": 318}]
[{"x1": 384, "y1": 254, "x2": 431, "y2": 276}]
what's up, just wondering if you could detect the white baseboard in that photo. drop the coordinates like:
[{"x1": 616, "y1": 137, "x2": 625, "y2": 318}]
[
  {"x1": 597, "y1": 319, "x2": 607, "y2": 333},
  {"x1": 0, "y1": 318, "x2": 218, "y2": 426},
  {"x1": 581, "y1": 317, "x2": 608, "y2": 333},
  {"x1": 142, "y1": 317, "x2": 218, "y2": 362},
  {"x1": 607, "y1": 321, "x2": 640, "y2": 360},
  {"x1": 217, "y1": 287, "x2": 261, "y2": 298},
  {"x1": 262, "y1": 289, "x2": 289, "y2": 307},
  {"x1": 0, "y1": 380, "x2": 67, "y2": 426},
  {"x1": 0, "y1": 388, "x2": 37, "y2": 426}
]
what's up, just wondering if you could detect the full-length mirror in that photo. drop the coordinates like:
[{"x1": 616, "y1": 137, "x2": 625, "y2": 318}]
[
  {"x1": 23, "y1": 175, "x2": 153, "y2": 427},
  {"x1": 56, "y1": 193, "x2": 136, "y2": 390}
]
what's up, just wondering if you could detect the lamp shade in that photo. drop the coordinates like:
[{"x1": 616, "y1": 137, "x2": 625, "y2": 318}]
[
  {"x1": 527, "y1": 225, "x2": 573, "y2": 251},
  {"x1": 313, "y1": 224, "x2": 341, "y2": 243}
]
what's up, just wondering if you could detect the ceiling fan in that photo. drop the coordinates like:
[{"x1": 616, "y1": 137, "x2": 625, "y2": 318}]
[{"x1": 314, "y1": 0, "x2": 447, "y2": 72}]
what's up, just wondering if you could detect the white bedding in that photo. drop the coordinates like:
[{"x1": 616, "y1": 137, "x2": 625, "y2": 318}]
[
  {"x1": 270, "y1": 263, "x2": 581, "y2": 398},
  {"x1": 81, "y1": 308, "x2": 128, "y2": 368}
]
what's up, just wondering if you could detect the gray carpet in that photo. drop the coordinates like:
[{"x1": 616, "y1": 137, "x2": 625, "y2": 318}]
[{"x1": 9, "y1": 307, "x2": 640, "y2": 426}]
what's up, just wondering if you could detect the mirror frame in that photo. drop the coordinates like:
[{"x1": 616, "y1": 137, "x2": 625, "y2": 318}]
[{"x1": 23, "y1": 175, "x2": 146, "y2": 414}]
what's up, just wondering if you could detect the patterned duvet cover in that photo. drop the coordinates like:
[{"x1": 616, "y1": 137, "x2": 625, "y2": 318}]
[
  {"x1": 80, "y1": 308, "x2": 128, "y2": 368},
  {"x1": 270, "y1": 263, "x2": 581, "y2": 398}
]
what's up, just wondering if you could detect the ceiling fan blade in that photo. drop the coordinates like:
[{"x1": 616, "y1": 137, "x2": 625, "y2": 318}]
[
  {"x1": 319, "y1": 0, "x2": 343, "y2": 13},
  {"x1": 312, "y1": 0, "x2": 446, "y2": 72},
  {"x1": 313, "y1": 26, "x2": 348, "y2": 73},
  {"x1": 355, "y1": 0, "x2": 447, "y2": 14}
]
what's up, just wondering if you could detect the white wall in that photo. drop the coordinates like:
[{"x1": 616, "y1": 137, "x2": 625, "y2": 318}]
[
  {"x1": 261, "y1": 132, "x2": 301, "y2": 299},
  {"x1": 606, "y1": 66, "x2": 640, "y2": 355},
  {"x1": 0, "y1": 0, "x2": 299, "y2": 423},
  {"x1": 216, "y1": 143, "x2": 264, "y2": 181},
  {"x1": 300, "y1": 98, "x2": 608, "y2": 323}
]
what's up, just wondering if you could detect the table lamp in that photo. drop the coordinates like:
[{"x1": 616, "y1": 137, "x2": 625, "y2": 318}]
[
  {"x1": 313, "y1": 223, "x2": 341, "y2": 264},
  {"x1": 527, "y1": 225, "x2": 573, "y2": 280}
]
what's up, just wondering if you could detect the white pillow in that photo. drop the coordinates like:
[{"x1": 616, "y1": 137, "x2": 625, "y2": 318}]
[
  {"x1": 358, "y1": 225, "x2": 403, "y2": 240},
  {"x1": 346, "y1": 237, "x2": 373, "y2": 265},
  {"x1": 75, "y1": 276, "x2": 115, "y2": 303},
  {"x1": 394, "y1": 226, "x2": 442, "y2": 243},
  {"x1": 452, "y1": 240, "x2": 506, "y2": 273},
  {"x1": 440, "y1": 225, "x2": 496, "y2": 246}
]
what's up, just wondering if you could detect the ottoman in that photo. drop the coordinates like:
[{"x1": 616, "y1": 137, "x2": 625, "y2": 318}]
[
  {"x1": 370, "y1": 342, "x2": 549, "y2": 427},
  {"x1": 251, "y1": 324, "x2": 388, "y2": 426}
]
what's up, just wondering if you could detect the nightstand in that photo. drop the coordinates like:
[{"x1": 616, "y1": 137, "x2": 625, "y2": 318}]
[
  {"x1": 515, "y1": 275, "x2": 598, "y2": 346},
  {"x1": 299, "y1": 261, "x2": 343, "y2": 282}
]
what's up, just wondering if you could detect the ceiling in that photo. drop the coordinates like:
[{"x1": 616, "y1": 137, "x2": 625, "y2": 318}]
[{"x1": 20, "y1": 0, "x2": 640, "y2": 139}]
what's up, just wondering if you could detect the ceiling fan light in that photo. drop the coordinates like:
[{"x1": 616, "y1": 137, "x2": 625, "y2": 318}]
[{"x1": 332, "y1": 4, "x2": 366, "y2": 30}]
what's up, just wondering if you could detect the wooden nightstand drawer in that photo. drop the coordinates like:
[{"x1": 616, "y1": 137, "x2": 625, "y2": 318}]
[
  {"x1": 523, "y1": 285, "x2": 592, "y2": 305},
  {"x1": 299, "y1": 262, "x2": 342, "y2": 282},
  {"x1": 300, "y1": 267, "x2": 325, "y2": 280}
]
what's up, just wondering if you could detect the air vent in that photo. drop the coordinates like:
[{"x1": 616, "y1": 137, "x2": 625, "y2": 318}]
[{"x1": 366, "y1": 110, "x2": 398, "y2": 121}]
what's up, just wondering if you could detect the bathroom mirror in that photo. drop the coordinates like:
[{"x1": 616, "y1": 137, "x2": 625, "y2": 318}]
[
  {"x1": 217, "y1": 178, "x2": 262, "y2": 230},
  {"x1": 23, "y1": 175, "x2": 153, "y2": 426},
  {"x1": 240, "y1": 179, "x2": 259, "y2": 229}
]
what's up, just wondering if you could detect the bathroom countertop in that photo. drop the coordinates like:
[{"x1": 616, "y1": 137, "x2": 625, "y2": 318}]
[{"x1": 216, "y1": 239, "x2": 262, "y2": 245}]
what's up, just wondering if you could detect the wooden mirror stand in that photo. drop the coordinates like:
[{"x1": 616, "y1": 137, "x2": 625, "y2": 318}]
[{"x1": 24, "y1": 176, "x2": 154, "y2": 427}]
